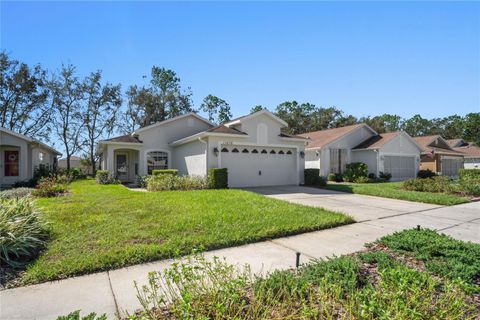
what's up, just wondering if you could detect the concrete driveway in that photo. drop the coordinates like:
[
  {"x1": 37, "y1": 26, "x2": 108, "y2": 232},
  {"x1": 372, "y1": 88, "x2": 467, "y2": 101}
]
[{"x1": 245, "y1": 185, "x2": 441, "y2": 222}]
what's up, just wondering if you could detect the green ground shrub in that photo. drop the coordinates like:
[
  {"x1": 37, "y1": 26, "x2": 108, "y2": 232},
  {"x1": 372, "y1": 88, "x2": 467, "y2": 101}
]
[
  {"x1": 403, "y1": 176, "x2": 453, "y2": 193},
  {"x1": 304, "y1": 169, "x2": 326, "y2": 186},
  {"x1": 56, "y1": 310, "x2": 107, "y2": 320},
  {"x1": 0, "y1": 197, "x2": 48, "y2": 267},
  {"x1": 152, "y1": 169, "x2": 178, "y2": 176},
  {"x1": 95, "y1": 170, "x2": 118, "y2": 185},
  {"x1": 147, "y1": 174, "x2": 207, "y2": 191},
  {"x1": 129, "y1": 244, "x2": 478, "y2": 320},
  {"x1": 208, "y1": 168, "x2": 228, "y2": 189},
  {"x1": 379, "y1": 228, "x2": 480, "y2": 284},
  {"x1": 343, "y1": 162, "x2": 368, "y2": 182},
  {"x1": 459, "y1": 168, "x2": 480, "y2": 179},
  {"x1": 458, "y1": 169, "x2": 480, "y2": 196}
]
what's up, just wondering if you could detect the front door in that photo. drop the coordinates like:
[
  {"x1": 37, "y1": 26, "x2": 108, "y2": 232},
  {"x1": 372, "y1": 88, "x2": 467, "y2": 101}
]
[{"x1": 116, "y1": 153, "x2": 128, "y2": 182}]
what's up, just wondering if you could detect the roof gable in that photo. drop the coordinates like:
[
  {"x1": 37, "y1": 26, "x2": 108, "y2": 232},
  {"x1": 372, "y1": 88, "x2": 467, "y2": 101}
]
[
  {"x1": 0, "y1": 127, "x2": 62, "y2": 155},
  {"x1": 414, "y1": 135, "x2": 452, "y2": 150},
  {"x1": 354, "y1": 131, "x2": 423, "y2": 152},
  {"x1": 133, "y1": 113, "x2": 214, "y2": 134},
  {"x1": 224, "y1": 109, "x2": 288, "y2": 128},
  {"x1": 299, "y1": 124, "x2": 376, "y2": 149}
]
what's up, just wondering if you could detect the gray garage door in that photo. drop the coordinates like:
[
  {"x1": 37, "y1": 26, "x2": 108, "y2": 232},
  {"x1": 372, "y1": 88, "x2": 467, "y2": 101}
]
[
  {"x1": 440, "y1": 157, "x2": 464, "y2": 177},
  {"x1": 384, "y1": 156, "x2": 416, "y2": 180}
]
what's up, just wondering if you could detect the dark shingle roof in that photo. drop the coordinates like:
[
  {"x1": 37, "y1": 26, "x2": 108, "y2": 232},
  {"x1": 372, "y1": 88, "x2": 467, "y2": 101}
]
[{"x1": 104, "y1": 134, "x2": 142, "y2": 143}]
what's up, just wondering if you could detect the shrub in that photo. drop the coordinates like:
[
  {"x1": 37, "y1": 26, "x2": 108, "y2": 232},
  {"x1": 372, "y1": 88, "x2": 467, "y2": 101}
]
[
  {"x1": 33, "y1": 164, "x2": 54, "y2": 181},
  {"x1": 152, "y1": 169, "x2": 178, "y2": 176},
  {"x1": 458, "y1": 178, "x2": 480, "y2": 196},
  {"x1": 459, "y1": 168, "x2": 480, "y2": 180},
  {"x1": 354, "y1": 176, "x2": 370, "y2": 183},
  {"x1": 0, "y1": 188, "x2": 34, "y2": 199},
  {"x1": 368, "y1": 173, "x2": 376, "y2": 179},
  {"x1": 147, "y1": 174, "x2": 207, "y2": 191},
  {"x1": 327, "y1": 172, "x2": 343, "y2": 182},
  {"x1": 343, "y1": 162, "x2": 368, "y2": 182},
  {"x1": 418, "y1": 169, "x2": 437, "y2": 179},
  {"x1": 31, "y1": 177, "x2": 68, "y2": 197},
  {"x1": 403, "y1": 176, "x2": 453, "y2": 193},
  {"x1": 0, "y1": 197, "x2": 48, "y2": 267},
  {"x1": 379, "y1": 171, "x2": 392, "y2": 181},
  {"x1": 457, "y1": 169, "x2": 480, "y2": 196},
  {"x1": 67, "y1": 168, "x2": 86, "y2": 180},
  {"x1": 135, "y1": 175, "x2": 149, "y2": 188},
  {"x1": 208, "y1": 168, "x2": 228, "y2": 189},
  {"x1": 95, "y1": 170, "x2": 118, "y2": 185},
  {"x1": 304, "y1": 169, "x2": 326, "y2": 186}
]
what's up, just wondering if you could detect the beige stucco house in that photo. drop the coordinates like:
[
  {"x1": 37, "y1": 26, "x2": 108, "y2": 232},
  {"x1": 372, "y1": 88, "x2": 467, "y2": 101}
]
[
  {"x1": 300, "y1": 124, "x2": 423, "y2": 181},
  {"x1": 97, "y1": 110, "x2": 309, "y2": 187},
  {"x1": 0, "y1": 127, "x2": 61, "y2": 187}
]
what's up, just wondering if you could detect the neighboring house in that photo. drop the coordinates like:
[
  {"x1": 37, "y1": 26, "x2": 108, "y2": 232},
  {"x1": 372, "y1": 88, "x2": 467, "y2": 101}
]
[
  {"x1": 0, "y1": 127, "x2": 61, "y2": 187},
  {"x1": 447, "y1": 139, "x2": 480, "y2": 169},
  {"x1": 58, "y1": 155, "x2": 93, "y2": 174},
  {"x1": 96, "y1": 110, "x2": 309, "y2": 187},
  {"x1": 299, "y1": 124, "x2": 422, "y2": 181},
  {"x1": 414, "y1": 135, "x2": 464, "y2": 177}
]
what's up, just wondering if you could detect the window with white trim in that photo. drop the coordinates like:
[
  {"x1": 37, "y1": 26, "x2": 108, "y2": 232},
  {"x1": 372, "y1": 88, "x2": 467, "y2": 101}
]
[{"x1": 146, "y1": 151, "x2": 168, "y2": 174}]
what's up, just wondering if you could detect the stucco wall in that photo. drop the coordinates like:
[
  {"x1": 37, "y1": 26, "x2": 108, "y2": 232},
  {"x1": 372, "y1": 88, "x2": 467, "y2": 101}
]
[
  {"x1": 305, "y1": 150, "x2": 320, "y2": 169},
  {"x1": 172, "y1": 139, "x2": 207, "y2": 176},
  {"x1": 138, "y1": 115, "x2": 212, "y2": 153},
  {"x1": 351, "y1": 150, "x2": 378, "y2": 175}
]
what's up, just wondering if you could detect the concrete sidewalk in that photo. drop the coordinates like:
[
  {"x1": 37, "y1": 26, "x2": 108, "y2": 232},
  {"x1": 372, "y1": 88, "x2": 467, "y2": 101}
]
[{"x1": 1, "y1": 201, "x2": 479, "y2": 320}]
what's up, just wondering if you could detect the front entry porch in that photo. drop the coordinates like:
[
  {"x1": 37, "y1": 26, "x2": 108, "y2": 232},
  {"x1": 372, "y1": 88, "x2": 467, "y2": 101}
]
[{"x1": 101, "y1": 147, "x2": 141, "y2": 183}]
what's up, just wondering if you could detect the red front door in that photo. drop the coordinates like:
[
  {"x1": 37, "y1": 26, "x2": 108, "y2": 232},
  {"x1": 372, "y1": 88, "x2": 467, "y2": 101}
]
[{"x1": 4, "y1": 150, "x2": 19, "y2": 176}]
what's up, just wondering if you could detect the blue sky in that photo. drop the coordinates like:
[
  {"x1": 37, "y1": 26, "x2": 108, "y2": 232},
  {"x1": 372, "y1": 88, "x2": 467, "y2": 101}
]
[{"x1": 1, "y1": 1, "x2": 479, "y2": 120}]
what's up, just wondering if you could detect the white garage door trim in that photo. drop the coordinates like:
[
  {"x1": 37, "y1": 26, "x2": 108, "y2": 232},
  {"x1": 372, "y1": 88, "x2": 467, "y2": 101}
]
[
  {"x1": 219, "y1": 145, "x2": 298, "y2": 188},
  {"x1": 383, "y1": 155, "x2": 416, "y2": 181}
]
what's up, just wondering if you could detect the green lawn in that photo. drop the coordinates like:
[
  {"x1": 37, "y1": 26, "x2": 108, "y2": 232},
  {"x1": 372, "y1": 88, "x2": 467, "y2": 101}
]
[
  {"x1": 324, "y1": 182, "x2": 469, "y2": 206},
  {"x1": 20, "y1": 179, "x2": 352, "y2": 285}
]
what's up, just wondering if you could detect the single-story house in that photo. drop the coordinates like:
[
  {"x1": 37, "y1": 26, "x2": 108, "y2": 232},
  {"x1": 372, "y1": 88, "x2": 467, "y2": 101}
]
[
  {"x1": 58, "y1": 155, "x2": 93, "y2": 174},
  {"x1": 299, "y1": 124, "x2": 422, "y2": 181},
  {"x1": 414, "y1": 135, "x2": 464, "y2": 177},
  {"x1": 0, "y1": 127, "x2": 61, "y2": 187},
  {"x1": 97, "y1": 110, "x2": 309, "y2": 187},
  {"x1": 447, "y1": 139, "x2": 480, "y2": 169}
]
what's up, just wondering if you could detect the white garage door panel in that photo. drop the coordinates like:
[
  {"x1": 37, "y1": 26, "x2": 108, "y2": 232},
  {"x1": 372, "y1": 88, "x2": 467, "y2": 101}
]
[
  {"x1": 221, "y1": 147, "x2": 297, "y2": 188},
  {"x1": 384, "y1": 156, "x2": 416, "y2": 180}
]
